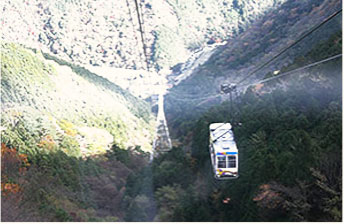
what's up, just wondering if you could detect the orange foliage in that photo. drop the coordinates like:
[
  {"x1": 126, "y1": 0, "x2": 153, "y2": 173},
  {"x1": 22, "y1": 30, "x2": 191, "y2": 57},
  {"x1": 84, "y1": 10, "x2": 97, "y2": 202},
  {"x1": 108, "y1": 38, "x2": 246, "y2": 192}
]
[
  {"x1": 1, "y1": 143, "x2": 30, "y2": 196},
  {"x1": 37, "y1": 135, "x2": 56, "y2": 149},
  {"x1": 1, "y1": 183, "x2": 21, "y2": 196}
]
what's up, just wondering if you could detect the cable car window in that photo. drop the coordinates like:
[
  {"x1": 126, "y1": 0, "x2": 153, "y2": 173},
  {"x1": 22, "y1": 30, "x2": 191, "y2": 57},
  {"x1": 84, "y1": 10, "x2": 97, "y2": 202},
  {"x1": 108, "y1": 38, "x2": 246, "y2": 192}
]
[
  {"x1": 217, "y1": 156, "x2": 226, "y2": 168},
  {"x1": 227, "y1": 156, "x2": 236, "y2": 168}
]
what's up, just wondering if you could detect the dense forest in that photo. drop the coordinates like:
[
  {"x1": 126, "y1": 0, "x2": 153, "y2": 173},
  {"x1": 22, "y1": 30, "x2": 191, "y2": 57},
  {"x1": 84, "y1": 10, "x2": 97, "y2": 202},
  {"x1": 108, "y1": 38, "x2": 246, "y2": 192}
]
[
  {"x1": 164, "y1": 0, "x2": 341, "y2": 127},
  {"x1": 1, "y1": 0, "x2": 342, "y2": 222},
  {"x1": 1, "y1": 43, "x2": 154, "y2": 221},
  {"x1": 2, "y1": 0, "x2": 283, "y2": 70},
  {"x1": 122, "y1": 33, "x2": 342, "y2": 221}
]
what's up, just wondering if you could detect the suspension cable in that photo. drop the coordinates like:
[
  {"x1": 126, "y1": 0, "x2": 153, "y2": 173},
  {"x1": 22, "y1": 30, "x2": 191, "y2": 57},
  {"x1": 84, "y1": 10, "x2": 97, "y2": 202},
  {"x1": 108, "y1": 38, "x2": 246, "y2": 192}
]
[
  {"x1": 238, "y1": 53, "x2": 342, "y2": 89},
  {"x1": 138, "y1": 0, "x2": 146, "y2": 40},
  {"x1": 168, "y1": 54, "x2": 342, "y2": 106},
  {"x1": 236, "y1": 9, "x2": 342, "y2": 85},
  {"x1": 133, "y1": 0, "x2": 150, "y2": 71},
  {"x1": 138, "y1": 0, "x2": 149, "y2": 68},
  {"x1": 167, "y1": 92, "x2": 222, "y2": 102},
  {"x1": 168, "y1": 90, "x2": 219, "y2": 99},
  {"x1": 125, "y1": 0, "x2": 143, "y2": 68},
  {"x1": 166, "y1": 10, "x2": 342, "y2": 104}
]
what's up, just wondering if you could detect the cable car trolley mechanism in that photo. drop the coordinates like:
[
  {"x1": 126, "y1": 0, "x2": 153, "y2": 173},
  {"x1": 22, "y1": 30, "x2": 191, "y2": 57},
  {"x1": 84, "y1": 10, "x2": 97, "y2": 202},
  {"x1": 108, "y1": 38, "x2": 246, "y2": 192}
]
[{"x1": 209, "y1": 123, "x2": 239, "y2": 180}]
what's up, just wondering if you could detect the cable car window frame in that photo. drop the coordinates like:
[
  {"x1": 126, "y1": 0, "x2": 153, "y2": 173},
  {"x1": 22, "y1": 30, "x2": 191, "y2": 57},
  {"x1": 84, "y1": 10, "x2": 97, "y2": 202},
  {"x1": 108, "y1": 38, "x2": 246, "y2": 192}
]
[
  {"x1": 217, "y1": 156, "x2": 226, "y2": 168},
  {"x1": 227, "y1": 155, "x2": 236, "y2": 168}
]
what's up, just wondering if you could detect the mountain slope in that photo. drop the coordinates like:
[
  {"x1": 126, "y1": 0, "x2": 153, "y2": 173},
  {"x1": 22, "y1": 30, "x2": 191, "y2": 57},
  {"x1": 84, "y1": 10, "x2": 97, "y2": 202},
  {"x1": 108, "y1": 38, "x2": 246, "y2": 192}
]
[
  {"x1": 150, "y1": 0, "x2": 286, "y2": 69},
  {"x1": 2, "y1": 0, "x2": 286, "y2": 71},
  {"x1": 1, "y1": 0, "x2": 342, "y2": 221},
  {"x1": 124, "y1": 34, "x2": 342, "y2": 221},
  {"x1": 1, "y1": 43, "x2": 156, "y2": 221},
  {"x1": 1, "y1": 43, "x2": 154, "y2": 155},
  {"x1": 164, "y1": 0, "x2": 342, "y2": 136}
]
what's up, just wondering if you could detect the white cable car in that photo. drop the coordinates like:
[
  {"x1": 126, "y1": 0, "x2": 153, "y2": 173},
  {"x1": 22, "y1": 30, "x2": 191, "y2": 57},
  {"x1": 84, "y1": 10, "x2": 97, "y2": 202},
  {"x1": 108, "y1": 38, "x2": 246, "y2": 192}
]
[{"x1": 209, "y1": 123, "x2": 239, "y2": 180}]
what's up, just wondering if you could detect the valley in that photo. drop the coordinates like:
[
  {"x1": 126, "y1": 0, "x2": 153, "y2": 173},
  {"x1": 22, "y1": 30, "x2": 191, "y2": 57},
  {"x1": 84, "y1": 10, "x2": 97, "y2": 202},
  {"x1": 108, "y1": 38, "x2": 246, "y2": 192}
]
[{"x1": 1, "y1": 0, "x2": 342, "y2": 222}]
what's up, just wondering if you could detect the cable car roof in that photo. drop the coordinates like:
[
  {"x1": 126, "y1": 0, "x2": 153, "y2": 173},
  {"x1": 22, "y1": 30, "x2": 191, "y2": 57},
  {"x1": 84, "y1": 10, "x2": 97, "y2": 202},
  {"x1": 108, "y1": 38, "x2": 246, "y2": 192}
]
[
  {"x1": 210, "y1": 123, "x2": 237, "y2": 153},
  {"x1": 209, "y1": 123, "x2": 232, "y2": 130}
]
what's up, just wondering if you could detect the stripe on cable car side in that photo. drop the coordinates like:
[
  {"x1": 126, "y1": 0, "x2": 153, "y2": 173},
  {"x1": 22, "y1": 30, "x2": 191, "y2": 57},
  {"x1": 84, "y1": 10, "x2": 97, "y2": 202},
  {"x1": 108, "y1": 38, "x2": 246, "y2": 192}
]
[
  {"x1": 217, "y1": 169, "x2": 237, "y2": 174},
  {"x1": 216, "y1": 152, "x2": 237, "y2": 155}
]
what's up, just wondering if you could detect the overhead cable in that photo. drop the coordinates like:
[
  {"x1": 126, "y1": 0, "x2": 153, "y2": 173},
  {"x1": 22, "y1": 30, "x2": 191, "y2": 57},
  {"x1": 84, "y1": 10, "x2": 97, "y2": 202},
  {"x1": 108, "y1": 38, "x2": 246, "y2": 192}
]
[
  {"x1": 238, "y1": 54, "x2": 342, "y2": 88},
  {"x1": 237, "y1": 9, "x2": 342, "y2": 85},
  {"x1": 133, "y1": 0, "x2": 150, "y2": 71},
  {"x1": 168, "y1": 54, "x2": 342, "y2": 104}
]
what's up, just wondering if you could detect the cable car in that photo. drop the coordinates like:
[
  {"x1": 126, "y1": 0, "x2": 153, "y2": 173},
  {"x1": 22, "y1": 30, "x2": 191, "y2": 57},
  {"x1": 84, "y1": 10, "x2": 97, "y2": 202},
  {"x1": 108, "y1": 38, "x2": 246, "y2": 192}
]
[{"x1": 209, "y1": 123, "x2": 239, "y2": 180}]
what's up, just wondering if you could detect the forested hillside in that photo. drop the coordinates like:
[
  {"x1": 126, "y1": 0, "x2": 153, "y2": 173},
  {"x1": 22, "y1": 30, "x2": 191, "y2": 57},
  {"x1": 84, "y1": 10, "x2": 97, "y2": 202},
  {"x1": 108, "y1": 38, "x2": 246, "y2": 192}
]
[
  {"x1": 1, "y1": 43, "x2": 154, "y2": 221},
  {"x1": 150, "y1": 0, "x2": 285, "y2": 69},
  {"x1": 1, "y1": 0, "x2": 342, "y2": 221},
  {"x1": 165, "y1": 0, "x2": 341, "y2": 131},
  {"x1": 2, "y1": 0, "x2": 284, "y2": 70},
  {"x1": 124, "y1": 34, "x2": 342, "y2": 221}
]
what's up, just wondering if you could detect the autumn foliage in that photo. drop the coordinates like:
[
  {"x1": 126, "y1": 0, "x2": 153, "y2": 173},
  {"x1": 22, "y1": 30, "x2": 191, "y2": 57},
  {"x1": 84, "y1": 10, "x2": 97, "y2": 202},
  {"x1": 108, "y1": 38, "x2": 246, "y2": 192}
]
[
  {"x1": 37, "y1": 135, "x2": 56, "y2": 150},
  {"x1": 1, "y1": 143, "x2": 30, "y2": 196}
]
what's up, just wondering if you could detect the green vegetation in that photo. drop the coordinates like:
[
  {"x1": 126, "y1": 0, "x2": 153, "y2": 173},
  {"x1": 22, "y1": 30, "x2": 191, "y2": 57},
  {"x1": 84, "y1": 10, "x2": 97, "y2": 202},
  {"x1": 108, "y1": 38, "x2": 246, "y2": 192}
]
[
  {"x1": 164, "y1": 0, "x2": 341, "y2": 120},
  {"x1": 122, "y1": 30, "x2": 342, "y2": 221},
  {"x1": 166, "y1": 21, "x2": 342, "y2": 131},
  {"x1": 1, "y1": 43, "x2": 155, "y2": 221},
  {"x1": 206, "y1": 0, "x2": 340, "y2": 71},
  {"x1": 40, "y1": 51, "x2": 151, "y2": 123},
  {"x1": 264, "y1": 30, "x2": 342, "y2": 80},
  {"x1": 3, "y1": 0, "x2": 283, "y2": 71},
  {"x1": 1, "y1": 43, "x2": 154, "y2": 155},
  {"x1": 2, "y1": 141, "x2": 151, "y2": 221},
  {"x1": 152, "y1": 0, "x2": 284, "y2": 69},
  {"x1": 1, "y1": 0, "x2": 341, "y2": 221},
  {"x1": 125, "y1": 56, "x2": 341, "y2": 221}
]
